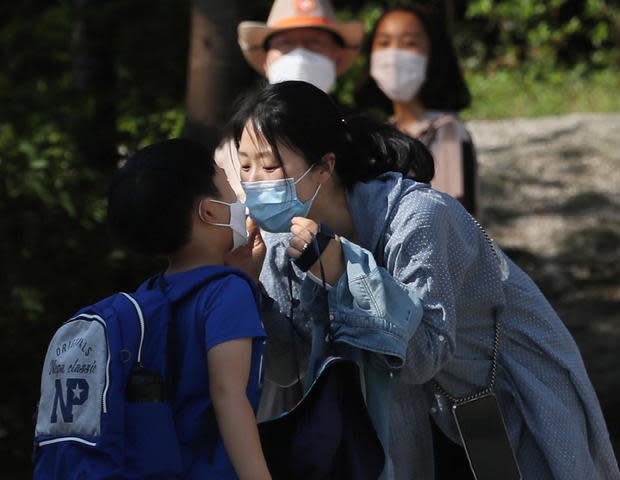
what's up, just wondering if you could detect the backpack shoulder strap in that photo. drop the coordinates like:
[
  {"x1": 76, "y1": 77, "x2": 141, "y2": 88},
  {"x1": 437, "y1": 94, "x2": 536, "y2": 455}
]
[
  {"x1": 121, "y1": 285, "x2": 172, "y2": 376},
  {"x1": 117, "y1": 292, "x2": 146, "y2": 367}
]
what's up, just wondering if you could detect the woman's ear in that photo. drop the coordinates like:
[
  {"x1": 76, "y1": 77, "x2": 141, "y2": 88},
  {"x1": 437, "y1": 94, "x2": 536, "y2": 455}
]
[{"x1": 317, "y1": 153, "x2": 336, "y2": 182}]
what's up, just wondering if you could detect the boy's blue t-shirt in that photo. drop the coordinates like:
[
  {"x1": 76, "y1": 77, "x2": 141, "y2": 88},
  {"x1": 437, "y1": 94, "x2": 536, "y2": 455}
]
[{"x1": 164, "y1": 266, "x2": 266, "y2": 479}]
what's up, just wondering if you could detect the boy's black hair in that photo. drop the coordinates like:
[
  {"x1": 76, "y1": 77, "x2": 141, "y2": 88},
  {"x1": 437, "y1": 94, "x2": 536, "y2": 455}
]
[
  {"x1": 355, "y1": 3, "x2": 471, "y2": 113},
  {"x1": 107, "y1": 138, "x2": 219, "y2": 256}
]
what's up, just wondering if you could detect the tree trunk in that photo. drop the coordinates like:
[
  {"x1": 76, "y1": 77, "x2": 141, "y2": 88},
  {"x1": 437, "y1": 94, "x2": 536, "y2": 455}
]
[
  {"x1": 71, "y1": 0, "x2": 117, "y2": 170},
  {"x1": 443, "y1": 0, "x2": 456, "y2": 35},
  {"x1": 185, "y1": 0, "x2": 257, "y2": 134}
]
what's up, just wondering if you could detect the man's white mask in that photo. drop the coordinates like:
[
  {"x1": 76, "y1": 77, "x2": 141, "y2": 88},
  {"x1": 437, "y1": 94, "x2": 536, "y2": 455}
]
[{"x1": 267, "y1": 48, "x2": 337, "y2": 93}]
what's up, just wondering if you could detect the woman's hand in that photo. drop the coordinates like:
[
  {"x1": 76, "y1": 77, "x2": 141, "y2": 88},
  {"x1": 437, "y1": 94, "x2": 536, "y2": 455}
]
[
  {"x1": 287, "y1": 217, "x2": 345, "y2": 285},
  {"x1": 224, "y1": 218, "x2": 266, "y2": 284}
]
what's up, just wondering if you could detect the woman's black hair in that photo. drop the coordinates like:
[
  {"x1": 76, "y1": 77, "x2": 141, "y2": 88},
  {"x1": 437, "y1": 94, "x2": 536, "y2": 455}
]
[
  {"x1": 229, "y1": 80, "x2": 434, "y2": 188},
  {"x1": 354, "y1": 3, "x2": 471, "y2": 113},
  {"x1": 107, "y1": 138, "x2": 219, "y2": 256}
]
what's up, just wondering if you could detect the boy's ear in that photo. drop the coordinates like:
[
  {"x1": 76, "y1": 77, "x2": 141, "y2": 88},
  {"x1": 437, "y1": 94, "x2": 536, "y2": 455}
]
[{"x1": 197, "y1": 198, "x2": 218, "y2": 224}]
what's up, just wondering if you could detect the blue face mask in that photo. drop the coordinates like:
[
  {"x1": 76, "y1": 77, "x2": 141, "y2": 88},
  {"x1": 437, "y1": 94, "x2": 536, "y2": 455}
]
[{"x1": 242, "y1": 165, "x2": 321, "y2": 233}]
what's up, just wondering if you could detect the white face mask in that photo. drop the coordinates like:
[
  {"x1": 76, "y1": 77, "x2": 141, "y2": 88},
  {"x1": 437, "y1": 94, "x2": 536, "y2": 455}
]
[
  {"x1": 370, "y1": 48, "x2": 428, "y2": 102},
  {"x1": 267, "y1": 48, "x2": 337, "y2": 93},
  {"x1": 198, "y1": 198, "x2": 248, "y2": 251}
]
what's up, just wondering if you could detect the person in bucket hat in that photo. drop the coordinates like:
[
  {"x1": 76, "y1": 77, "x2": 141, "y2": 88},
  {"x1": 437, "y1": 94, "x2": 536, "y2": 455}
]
[
  {"x1": 238, "y1": 0, "x2": 364, "y2": 92},
  {"x1": 214, "y1": 0, "x2": 364, "y2": 202}
]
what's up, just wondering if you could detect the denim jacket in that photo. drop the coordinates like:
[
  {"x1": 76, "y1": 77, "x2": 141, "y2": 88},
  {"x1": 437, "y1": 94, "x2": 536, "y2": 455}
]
[
  {"x1": 299, "y1": 237, "x2": 422, "y2": 375},
  {"x1": 298, "y1": 237, "x2": 423, "y2": 479}
]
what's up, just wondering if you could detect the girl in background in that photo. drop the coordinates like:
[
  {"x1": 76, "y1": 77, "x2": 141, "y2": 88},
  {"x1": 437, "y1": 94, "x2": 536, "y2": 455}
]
[{"x1": 356, "y1": 4, "x2": 478, "y2": 216}]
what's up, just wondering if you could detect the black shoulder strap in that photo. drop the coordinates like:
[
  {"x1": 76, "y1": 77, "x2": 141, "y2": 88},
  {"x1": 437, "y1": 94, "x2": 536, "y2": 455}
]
[{"x1": 462, "y1": 140, "x2": 478, "y2": 216}]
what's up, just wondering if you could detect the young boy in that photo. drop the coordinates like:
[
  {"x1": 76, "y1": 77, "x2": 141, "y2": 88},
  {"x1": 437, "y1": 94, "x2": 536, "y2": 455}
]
[{"x1": 107, "y1": 138, "x2": 271, "y2": 479}]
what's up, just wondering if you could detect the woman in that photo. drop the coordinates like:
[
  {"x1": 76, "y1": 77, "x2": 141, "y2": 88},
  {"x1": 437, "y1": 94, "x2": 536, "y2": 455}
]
[
  {"x1": 230, "y1": 81, "x2": 619, "y2": 479},
  {"x1": 356, "y1": 4, "x2": 478, "y2": 216}
]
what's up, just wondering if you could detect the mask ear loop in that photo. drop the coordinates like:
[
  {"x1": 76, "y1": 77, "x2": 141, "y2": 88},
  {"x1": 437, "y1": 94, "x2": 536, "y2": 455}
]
[
  {"x1": 293, "y1": 163, "x2": 315, "y2": 185},
  {"x1": 197, "y1": 199, "x2": 207, "y2": 223},
  {"x1": 198, "y1": 198, "x2": 239, "y2": 228}
]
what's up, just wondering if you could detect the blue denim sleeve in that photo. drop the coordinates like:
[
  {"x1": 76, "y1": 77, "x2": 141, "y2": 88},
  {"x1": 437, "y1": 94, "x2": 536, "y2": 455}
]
[{"x1": 300, "y1": 237, "x2": 423, "y2": 370}]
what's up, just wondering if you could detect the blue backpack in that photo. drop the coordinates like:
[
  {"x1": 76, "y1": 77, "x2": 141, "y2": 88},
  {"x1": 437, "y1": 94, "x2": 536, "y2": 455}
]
[{"x1": 34, "y1": 277, "x2": 184, "y2": 479}]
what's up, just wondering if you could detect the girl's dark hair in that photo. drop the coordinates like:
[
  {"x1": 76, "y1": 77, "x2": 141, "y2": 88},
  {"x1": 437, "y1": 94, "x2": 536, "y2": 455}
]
[
  {"x1": 229, "y1": 81, "x2": 434, "y2": 188},
  {"x1": 107, "y1": 138, "x2": 219, "y2": 256},
  {"x1": 355, "y1": 3, "x2": 471, "y2": 113}
]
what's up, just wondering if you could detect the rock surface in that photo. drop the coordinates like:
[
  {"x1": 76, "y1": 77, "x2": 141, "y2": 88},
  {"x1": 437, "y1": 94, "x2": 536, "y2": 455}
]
[{"x1": 469, "y1": 113, "x2": 620, "y2": 457}]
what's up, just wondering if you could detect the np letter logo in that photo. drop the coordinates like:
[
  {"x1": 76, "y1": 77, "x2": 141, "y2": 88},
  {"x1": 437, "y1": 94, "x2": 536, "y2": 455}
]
[{"x1": 51, "y1": 378, "x2": 90, "y2": 423}]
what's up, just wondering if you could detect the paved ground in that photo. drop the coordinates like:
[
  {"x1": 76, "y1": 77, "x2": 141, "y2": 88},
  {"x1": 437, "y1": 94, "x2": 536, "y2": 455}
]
[{"x1": 468, "y1": 113, "x2": 620, "y2": 458}]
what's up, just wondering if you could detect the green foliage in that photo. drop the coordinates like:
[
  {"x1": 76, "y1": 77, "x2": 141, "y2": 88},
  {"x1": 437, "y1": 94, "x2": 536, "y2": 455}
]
[
  {"x1": 460, "y1": 0, "x2": 619, "y2": 70},
  {"x1": 118, "y1": 108, "x2": 186, "y2": 151},
  {"x1": 463, "y1": 65, "x2": 620, "y2": 119},
  {"x1": 0, "y1": 1, "x2": 184, "y2": 475}
]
